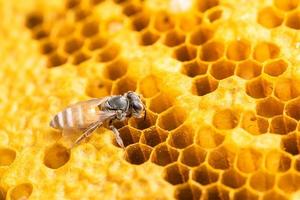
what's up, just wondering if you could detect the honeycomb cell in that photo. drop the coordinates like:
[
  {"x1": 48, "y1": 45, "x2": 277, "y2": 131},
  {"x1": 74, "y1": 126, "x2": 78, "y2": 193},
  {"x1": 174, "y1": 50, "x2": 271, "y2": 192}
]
[
  {"x1": 163, "y1": 30, "x2": 185, "y2": 47},
  {"x1": 178, "y1": 14, "x2": 202, "y2": 32},
  {"x1": 275, "y1": 78, "x2": 300, "y2": 101},
  {"x1": 129, "y1": 110, "x2": 157, "y2": 130},
  {"x1": 278, "y1": 173, "x2": 300, "y2": 192},
  {"x1": 0, "y1": 187, "x2": 5, "y2": 200},
  {"x1": 200, "y1": 41, "x2": 224, "y2": 61},
  {"x1": 32, "y1": 26, "x2": 49, "y2": 40},
  {"x1": 122, "y1": 2, "x2": 142, "y2": 16},
  {"x1": 274, "y1": 0, "x2": 299, "y2": 11},
  {"x1": 192, "y1": 164, "x2": 219, "y2": 185},
  {"x1": 25, "y1": 12, "x2": 43, "y2": 29},
  {"x1": 221, "y1": 169, "x2": 246, "y2": 189},
  {"x1": 189, "y1": 25, "x2": 213, "y2": 45},
  {"x1": 72, "y1": 51, "x2": 90, "y2": 65},
  {"x1": 249, "y1": 170, "x2": 275, "y2": 192},
  {"x1": 173, "y1": 45, "x2": 197, "y2": 62},
  {"x1": 40, "y1": 40, "x2": 57, "y2": 55},
  {"x1": 140, "y1": 126, "x2": 168, "y2": 147},
  {"x1": 124, "y1": 143, "x2": 152, "y2": 165},
  {"x1": 262, "y1": 190, "x2": 288, "y2": 200},
  {"x1": 207, "y1": 8, "x2": 223, "y2": 22},
  {"x1": 97, "y1": 44, "x2": 120, "y2": 62},
  {"x1": 163, "y1": 163, "x2": 189, "y2": 185},
  {"x1": 281, "y1": 132, "x2": 299, "y2": 155},
  {"x1": 81, "y1": 20, "x2": 99, "y2": 37},
  {"x1": 174, "y1": 183, "x2": 202, "y2": 200},
  {"x1": 196, "y1": 0, "x2": 219, "y2": 12},
  {"x1": 191, "y1": 75, "x2": 219, "y2": 96},
  {"x1": 236, "y1": 148, "x2": 263, "y2": 173},
  {"x1": 139, "y1": 75, "x2": 160, "y2": 98},
  {"x1": 9, "y1": 183, "x2": 33, "y2": 200},
  {"x1": 139, "y1": 29, "x2": 160, "y2": 46},
  {"x1": 264, "y1": 59, "x2": 288, "y2": 77},
  {"x1": 241, "y1": 111, "x2": 269, "y2": 135},
  {"x1": 212, "y1": 109, "x2": 239, "y2": 130},
  {"x1": 114, "y1": 126, "x2": 141, "y2": 147},
  {"x1": 265, "y1": 150, "x2": 291, "y2": 173},
  {"x1": 180, "y1": 145, "x2": 207, "y2": 167},
  {"x1": 169, "y1": 124, "x2": 194, "y2": 149},
  {"x1": 246, "y1": 76, "x2": 273, "y2": 99},
  {"x1": 253, "y1": 42, "x2": 280, "y2": 62},
  {"x1": 0, "y1": 147, "x2": 16, "y2": 166},
  {"x1": 47, "y1": 52, "x2": 68, "y2": 67},
  {"x1": 103, "y1": 59, "x2": 128, "y2": 81},
  {"x1": 74, "y1": 8, "x2": 91, "y2": 21},
  {"x1": 148, "y1": 92, "x2": 173, "y2": 114},
  {"x1": 208, "y1": 146, "x2": 231, "y2": 169},
  {"x1": 270, "y1": 115, "x2": 297, "y2": 135},
  {"x1": 256, "y1": 97, "x2": 284, "y2": 118},
  {"x1": 88, "y1": 36, "x2": 107, "y2": 50},
  {"x1": 233, "y1": 188, "x2": 259, "y2": 200},
  {"x1": 195, "y1": 125, "x2": 224, "y2": 148},
  {"x1": 210, "y1": 59, "x2": 236, "y2": 80},
  {"x1": 157, "y1": 106, "x2": 187, "y2": 131},
  {"x1": 64, "y1": 37, "x2": 83, "y2": 54},
  {"x1": 131, "y1": 12, "x2": 150, "y2": 31},
  {"x1": 90, "y1": 0, "x2": 104, "y2": 6},
  {"x1": 286, "y1": 11, "x2": 300, "y2": 29},
  {"x1": 43, "y1": 143, "x2": 70, "y2": 169},
  {"x1": 181, "y1": 60, "x2": 208, "y2": 78},
  {"x1": 226, "y1": 40, "x2": 251, "y2": 61},
  {"x1": 236, "y1": 60, "x2": 262, "y2": 80},
  {"x1": 285, "y1": 97, "x2": 300, "y2": 120},
  {"x1": 153, "y1": 12, "x2": 175, "y2": 32},
  {"x1": 65, "y1": 0, "x2": 80, "y2": 9},
  {"x1": 257, "y1": 7, "x2": 283, "y2": 28},
  {"x1": 204, "y1": 185, "x2": 230, "y2": 200},
  {"x1": 111, "y1": 76, "x2": 136, "y2": 95},
  {"x1": 151, "y1": 143, "x2": 179, "y2": 166}
]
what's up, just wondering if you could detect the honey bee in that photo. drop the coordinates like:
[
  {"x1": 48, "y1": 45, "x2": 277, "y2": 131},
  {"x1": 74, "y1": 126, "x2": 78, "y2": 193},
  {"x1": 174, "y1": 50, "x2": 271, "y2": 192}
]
[{"x1": 50, "y1": 91, "x2": 146, "y2": 148}]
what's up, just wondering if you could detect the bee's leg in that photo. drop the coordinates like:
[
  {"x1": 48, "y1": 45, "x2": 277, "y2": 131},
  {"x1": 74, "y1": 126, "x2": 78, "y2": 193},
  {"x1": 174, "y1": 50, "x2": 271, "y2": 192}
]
[
  {"x1": 109, "y1": 121, "x2": 125, "y2": 148},
  {"x1": 74, "y1": 122, "x2": 101, "y2": 146}
]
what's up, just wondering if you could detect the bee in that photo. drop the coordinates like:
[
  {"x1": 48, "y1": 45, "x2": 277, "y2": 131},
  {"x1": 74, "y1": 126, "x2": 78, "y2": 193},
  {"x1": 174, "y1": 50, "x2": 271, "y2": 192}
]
[{"x1": 49, "y1": 91, "x2": 146, "y2": 148}]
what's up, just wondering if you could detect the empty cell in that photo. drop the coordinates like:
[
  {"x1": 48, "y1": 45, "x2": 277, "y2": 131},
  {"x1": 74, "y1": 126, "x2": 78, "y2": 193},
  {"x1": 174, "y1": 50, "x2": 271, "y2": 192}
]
[
  {"x1": 263, "y1": 190, "x2": 288, "y2": 200},
  {"x1": 191, "y1": 75, "x2": 219, "y2": 96},
  {"x1": 151, "y1": 143, "x2": 179, "y2": 166},
  {"x1": 270, "y1": 115, "x2": 297, "y2": 135},
  {"x1": 181, "y1": 60, "x2": 208, "y2": 78},
  {"x1": 195, "y1": 125, "x2": 224, "y2": 148},
  {"x1": 241, "y1": 111, "x2": 269, "y2": 135},
  {"x1": 98, "y1": 44, "x2": 120, "y2": 62},
  {"x1": 124, "y1": 143, "x2": 152, "y2": 165},
  {"x1": 140, "y1": 126, "x2": 168, "y2": 147},
  {"x1": 153, "y1": 12, "x2": 176, "y2": 32},
  {"x1": 178, "y1": 14, "x2": 202, "y2": 32},
  {"x1": 286, "y1": 11, "x2": 300, "y2": 29},
  {"x1": 113, "y1": 0, "x2": 126, "y2": 4},
  {"x1": 256, "y1": 97, "x2": 284, "y2": 118},
  {"x1": 26, "y1": 12, "x2": 43, "y2": 29},
  {"x1": 44, "y1": 143, "x2": 70, "y2": 169},
  {"x1": 275, "y1": 78, "x2": 300, "y2": 101},
  {"x1": 204, "y1": 185, "x2": 229, "y2": 200},
  {"x1": 221, "y1": 169, "x2": 246, "y2": 189},
  {"x1": 274, "y1": 0, "x2": 299, "y2": 11},
  {"x1": 72, "y1": 51, "x2": 90, "y2": 65},
  {"x1": 207, "y1": 8, "x2": 223, "y2": 22},
  {"x1": 257, "y1": 7, "x2": 283, "y2": 28},
  {"x1": 265, "y1": 150, "x2": 291, "y2": 173},
  {"x1": 249, "y1": 170, "x2": 275, "y2": 192},
  {"x1": 47, "y1": 52, "x2": 67, "y2": 68},
  {"x1": 149, "y1": 92, "x2": 173, "y2": 114},
  {"x1": 174, "y1": 183, "x2": 202, "y2": 200},
  {"x1": 40, "y1": 40, "x2": 57, "y2": 55},
  {"x1": 90, "y1": 0, "x2": 104, "y2": 5},
  {"x1": 112, "y1": 120, "x2": 128, "y2": 129},
  {"x1": 0, "y1": 147, "x2": 16, "y2": 166},
  {"x1": 173, "y1": 45, "x2": 197, "y2": 62},
  {"x1": 210, "y1": 59, "x2": 236, "y2": 80},
  {"x1": 246, "y1": 76, "x2": 273, "y2": 99},
  {"x1": 131, "y1": 13, "x2": 150, "y2": 31},
  {"x1": 169, "y1": 125, "x2": 194, "y2": 149},
  {"x1": 233, "y1": 188, "x2": 259, "y2": 200},
  {"x1": 278, "y1": 173, "x2": 300, "y2": 192},
  {"x1": 113, "y1": 126, "x2": 141, "y2": 147},
  {"x1": 65, "y1": 0, "x2": 80, "y2": 9},
  {"x1": 88, "y1": 36, "x2": 107, "y2": 50},
  {"x1": 163, "y1": 163, "x2": 189, "y2": 185},
  {"x1": 200, "y1": 41, "x2": 224, "y2": 61},
  {"x1": 236, "y1": 60, "x2": 262, "y2": 80},
  {"x1": 189, "y1": 25, "x2": 213, "y2": 45},
  {"x1": 192, "y1": 165, "x2": 219, "y2": 185},
  {"x1": 164, "y1": 30, "x2": 186, "y2": 47},
  {"x1": 139, "y1": 75, "x2": 160, "y2": 98},
  {"x1": 157, "y1": 106, "x2": 187, "y2": 131},
  {"x1": 64, "y1": 37, "x2": 84, "y2": 54},
  {"x1": 236, "y1": 148, "x2": 263, "y2": 173},
  {"x1": 74, "y1": 8, "x2": 91, "y2": 21},
  {"x1": 253, "y1": 42, "x2": 280, "y2": 62},
  {"x1": 226, "y1": 40, "x2": 251, "y2": 61},
  {"x1": 264, "y1": 59, "x2": 288, "y2": 77},
  {"x1": 103, "y1": 59, "x2": 128, "y2": 80},
  {"x1": 180, "y1": 145, "x2": 207, "y2": 167},
  {"x1": 281, "y1": 133, "x2": 299, "y2": 155},
  {"x1": 123, "y1": 2, "x2": 142, "y2": 16},
  {"x1": 32, "y1": 27, "x2": 49, "y2": 40},
  {"x1": 212, "y1": 109, "x2": 239, "y2": 130},
  {"x1": 208, "y1": 146, "x2": 231, "y2": 169},
  {"x1": 81, "y1": 20, "x2": 99, "y2": 37},
  {"x1": 111, "y1": 76, "x2": 137, "y2": 95},
  {"x1": 9, "y1": 183, "x2": 33, "y2": 200},
  {"x1": 196, "y1": 0, "x2": 219, "y2": 12},
  {"x1": 129, "y1": 110, "x2": 157, "y2": 130},
  {"x1": 139, "y1": 30, "x2": 160, "y2": 46},
  {"x1": 285, "y1": 97, "x2": 300, "y2": 120}
]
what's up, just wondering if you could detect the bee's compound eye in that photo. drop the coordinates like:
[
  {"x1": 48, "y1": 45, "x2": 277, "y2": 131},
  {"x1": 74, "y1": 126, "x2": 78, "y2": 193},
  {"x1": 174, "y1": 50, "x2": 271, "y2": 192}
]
[{"x1": 132, "y1": 101, "x2": 143, "y2": 111}]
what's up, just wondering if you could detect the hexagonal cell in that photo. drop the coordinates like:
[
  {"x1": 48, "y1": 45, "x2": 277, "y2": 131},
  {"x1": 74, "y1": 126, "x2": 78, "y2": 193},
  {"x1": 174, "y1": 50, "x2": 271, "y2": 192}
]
[
  {"x1": 131, "y1": 12, "x2": 150, "y2": 31},
  {"x1": 173, "y1": 45, "x2": 197, "y2": 62},
  {"x1": 246, "y1": 76, "x2": 273, "y2": 99},
  {"x1": 207, "y1": 7, "x2": 223, "y2": 22},
  {"x1": 129, "y1": 110, "x2": 157, "y2": 130},
  {"x1": 153, "y1": 12, "x2": 176, "y2": 32},
  {"x1": 103, "y1": 59, "x2": 128, "y2": 81},
  {"x1": 139, "y1": 29, "x2": 160, "y2": 46},
  {"x1": 72, "y1": 51, "x2": 90, "y2": 65},
  {"x1": 140, "y1": 126, "x2": 168, "y2": 147},
  {"x1": 210, "y1": 59, "x2": 236, "y2": 80},
  {"x1": 97, "y1": 44, "x2": 120, "y2": 62},
  {"x1": 163, "y1": 29, "x2": 186, "y2": 47},
  {"x1": 157, "y1": 106, "x2": 187, "y2": 131},
  {"x1": 236, "y1": 148, "x2": 263, "y2": 173},
  {"x1": 275, "y1": 78, "x2": 300, "y2": 101},
  {"x1": 0, "y1": 147, "x2": 16, "y2": 166},
  {"x1": 249, "y1": 170, "x2": 275, "y2": 192},
  {"x1": 262, "y1": 190, "x2": 288, "y2": 200},
  {"x1": 191, "y1": 75, "x2": 219, "y2": 96},
  {"x1": 195, "y1": 125, "x2": 224, "y2": 148},
  {"x1": 139, "y1": 75, "x2": 160, "y2": 98},
  {"x1": 9, "y1": 183, "x2": 33, "y2": 200},
  {"x1": 81, "y1": 20, "x2": 99, "y2": 37},
  {"x1": 274, "y1": 0, "x2": 298, "y2": 11},
  {"x1": 204, "y1": 185, "x2": 230, "y2": 200},
  {"x1": 278, "y1": 173, "x2": 300, "y2": 192},
  {"x1": 174, "y1": 183, "x2": 202, "y2": 200},
  {"x1": 178, "y1": 14, "x2": 202, "y2": 32},
  {"x1": 285, "y1": 97, "x2": 300, "y2": 120},
  {"x1": 264, "y1": 59, "x2": 288, "y2": 77},
  {"x1": 148, "y1": 92, "x2": 173, "y2": 114},
  {"x1": 253, "y1": 42, "x2": 280, "y2": 62},
  {"x1": 40, "y1": 40, "x2": 57, "y2": 55},
  {"x1": 64, "y1": 37, "x2": 84, "y2": 54},
  {"x1": 221, "y1": 169, "x2": 246, "y2": 189},
  {"x1": 32, "y1": 26, "x2": 49, "y2": 40},
  {"x1": 212, "y1": 109, "x2": 239, "y2": 130},
  {"x1": 256, "y1": 97, "x2": 284, "y2": 118},
  {"x1": 89, "y1": 0, "x2": 104, "y2": 5},
  {"x1": 236, "y1": 60, "x2": 262, "y2": 80},
  {"x1": 65, "y1": 0, "x2": 80, "y2": 9},
  {"x1": 47, "y1": 52, "x2": 68, "y2": 68},
  {"x1": 180, "y1": 145, "x2": 207, "y2": 167},
  {"x1": 208, "y1": 146, "x2": 231, "y2": 170},
  {"x1": 88, "y1": 36, "x2": 108, "y2": 51},
  {"x1": 241, "y1": 111, "x2": 269, "y2": 135},
  {"x1": 233, "y1": 188, "x2": 259, "y2": 200},
  {"x1": 257, "y1": 7, "x2": 283, "y2": 28},
  {"x1": 192, "y1": 164, "x2": 219, "y2": 185},
  {"x1": 281, "y1": 132, "x2": 299, "y2": 155},
  {"x1": 111, "y1": 76, "x2": 137, "y2": 95},
  {"x1": 163, "y1": 163, "x2": 189, "y2": 185},
  {"x1": 122, "y1": 2, "x2": 142, "y2": 16},
  {"x1": 226, "y1": 40, "x2": 251, "y2": 61},
  {"x1": 124, "y1": 143, "x2": 152, "y2": 165},
  {"x1": 196, "y1": 0, "x2": 219, "y2": 12},
  {"x1": 200, "y1": 41, "x2": 225, "y2": 61},
  {"x1": 112, "y1": 126, "x2": 141, "y2": 147},
  {"x1": 86, "y1": 79, "x2": 112, "y2": 98},
  {"x1": 25, "y1": 12, "x2": 43, "y2": 29},
  {"x1": 189, "y1": 25, "x2": 213, "y2": 45},
  {"x1": 0, "y1": 187, "x2": 5, "y2": 200},
  {"x1": 151, "y1": 143, "x2": 179, "y2": 166},
  {"x1": 74, "y1": 7, "x2": 91, "y2": 21},
  {"x1": 270, "y1": 115, "x2": 297, "y2": 135},
  {"x1": 265, "y1": 150, "x2": 291, "y2": 173},
  {"x1": 181, "y1": 60, "x2": 208, "y2": 78},
  {"x1": 43, "y1": 143, "x2": 70, "y2": 169},
  {"x1": 286, "y1": 10, "x2": 300, "y2": 29},
  {"x1": 169, "y1": 124, "x2": 194, "y2": 149}
]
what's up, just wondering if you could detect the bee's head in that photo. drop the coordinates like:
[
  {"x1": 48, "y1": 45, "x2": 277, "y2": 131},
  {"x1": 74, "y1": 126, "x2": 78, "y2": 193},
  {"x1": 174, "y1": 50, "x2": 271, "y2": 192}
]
[{"x1": 125, "y1": 91, "x2": 146, "y2": 119}]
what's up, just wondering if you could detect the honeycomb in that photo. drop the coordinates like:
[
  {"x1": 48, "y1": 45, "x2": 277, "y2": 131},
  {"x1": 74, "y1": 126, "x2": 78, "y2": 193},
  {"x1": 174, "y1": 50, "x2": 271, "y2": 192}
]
[{"x1": 1, "y1": 0, "x2": 300, "y2": 199}]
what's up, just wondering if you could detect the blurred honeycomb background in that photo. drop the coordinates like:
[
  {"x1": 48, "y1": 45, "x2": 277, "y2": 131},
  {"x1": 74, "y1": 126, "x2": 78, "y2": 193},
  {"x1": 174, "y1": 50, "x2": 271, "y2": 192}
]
[{"x1": 1, "y1": 0, "x2": 300, "y2": 199}]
